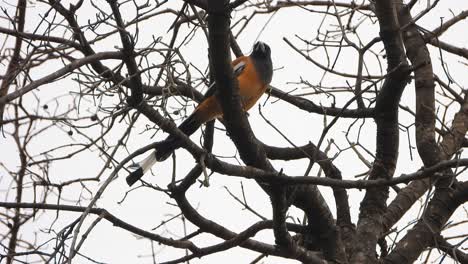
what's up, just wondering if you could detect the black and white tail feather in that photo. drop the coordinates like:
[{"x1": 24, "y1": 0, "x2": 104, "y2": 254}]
[
  {"x1": 125, "y1": 112, "x2": 201, "y2": 186},
  {"x1": 126, "y1": 152, "x2": 157, "y2": 186}
]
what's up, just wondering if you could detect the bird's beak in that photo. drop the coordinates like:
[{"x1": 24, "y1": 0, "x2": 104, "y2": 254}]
[{"x1": 255, "y1": 41, "x2": 266, "y2": 53}]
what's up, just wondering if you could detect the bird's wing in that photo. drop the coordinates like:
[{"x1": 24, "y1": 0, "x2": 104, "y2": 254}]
[
  {"x1": 202, "y1": 81, "x2": 217, "y2": 100},
  {"x1": 202, "y1": 56, "x2": 248, "y2": 99},
  {"x1": 233, "y1": 59, "x2": 247, "y2": 77}
]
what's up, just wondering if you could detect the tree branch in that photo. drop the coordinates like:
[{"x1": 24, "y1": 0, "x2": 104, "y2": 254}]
[
  {"x1": 352, "y1": 0, "x2": 409, "y2": 262},
  {"x1": 0, "y1": 202, "x2": 199, "y2": 252},
  {"x1": 0, "y1": 0, "x2": 27, "y2": 126},
  {"x1": 384, "y1": 181, "x2": 468, "y2": 263}
]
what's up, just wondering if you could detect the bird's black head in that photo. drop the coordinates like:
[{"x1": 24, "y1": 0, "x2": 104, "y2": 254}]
[
  {"x1": 251, "y1": 41, "x2": 271, "y2": 59},
  {"x1": 250, "y1": 41, "x2": 273, "y2": 84}
]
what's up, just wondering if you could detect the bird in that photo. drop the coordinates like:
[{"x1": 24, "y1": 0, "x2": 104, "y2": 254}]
[{"x1": 126, "y1": 41, "x2": 273, "y2": 186}]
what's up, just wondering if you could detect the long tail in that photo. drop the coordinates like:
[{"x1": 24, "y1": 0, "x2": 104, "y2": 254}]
[
  {"x1": 125, "y1": 112, "x2": 202, "y2": 186},
  {"x1": 126, "y1": 152, "x2": 157, "y2": 186}
]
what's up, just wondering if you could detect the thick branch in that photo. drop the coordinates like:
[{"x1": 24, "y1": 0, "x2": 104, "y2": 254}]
[
  {"x1": 263, "y1": 142, "x2": 351, "y2": 227},
  {"x1": 384, "y1": 181, "x2": 468, "y2": 263},
  {"x1": 352, "y1": 0, "x2": 409, "y2": 262},
  {"x1": 382, "y1": 3, "x2": 468, "y2": 237},
  {"x1": 207, "y1": 1, "x2": 271, "y2": 171},
  {"x1": 0, "y1": 0, "x2": 27, "y2": 126}
]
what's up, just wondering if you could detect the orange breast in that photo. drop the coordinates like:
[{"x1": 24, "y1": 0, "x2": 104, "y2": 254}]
[
  {"x1": 236, "y1": 57, "x2": 267, "y2": 110},
  {"x1": 193, "y1": 56, "x2": 267, "y2": 124}
]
